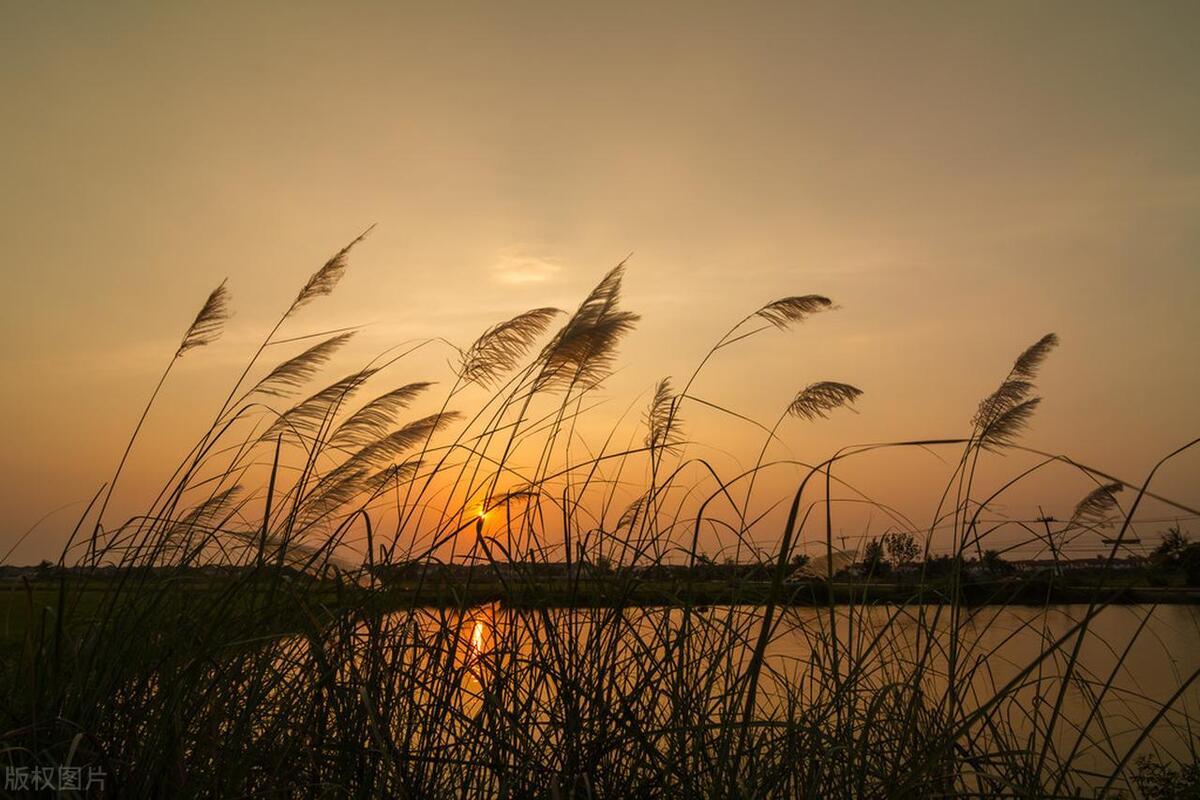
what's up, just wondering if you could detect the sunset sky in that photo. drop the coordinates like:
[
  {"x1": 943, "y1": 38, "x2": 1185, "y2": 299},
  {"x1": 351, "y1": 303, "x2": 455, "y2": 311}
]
[{"x1": 2, "y1": 2, "x2": 1197, "y2": 563}]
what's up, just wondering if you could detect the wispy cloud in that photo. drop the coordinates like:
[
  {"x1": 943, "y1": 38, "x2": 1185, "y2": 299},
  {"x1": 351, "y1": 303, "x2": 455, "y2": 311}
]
[{"x1": 490, "y1": 250, "x2": 563, "y2": 285}]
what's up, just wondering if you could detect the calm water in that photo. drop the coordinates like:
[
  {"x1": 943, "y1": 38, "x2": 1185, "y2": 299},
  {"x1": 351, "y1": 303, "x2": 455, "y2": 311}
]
[
  {"x1": 288, "y1": 602, "x2": 1200, "y2": 792},
  {"x1": 420, "y1": 603, "x2": 1200, "y2": 773}
]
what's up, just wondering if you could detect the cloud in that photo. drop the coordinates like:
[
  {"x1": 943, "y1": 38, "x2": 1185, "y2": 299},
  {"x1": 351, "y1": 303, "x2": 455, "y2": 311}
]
[{"x1": 490, "y1": 251, "x2": 563, "y2": 285}]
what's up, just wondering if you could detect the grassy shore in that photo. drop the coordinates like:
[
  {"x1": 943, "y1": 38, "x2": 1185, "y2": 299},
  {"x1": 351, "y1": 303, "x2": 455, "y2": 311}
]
[
  {"x1": 6, "y1": 571, "x2": 1196, "y2": 645},
  {"x1": 373, "y1": 573, "x2": 1200, "y2": 608}
]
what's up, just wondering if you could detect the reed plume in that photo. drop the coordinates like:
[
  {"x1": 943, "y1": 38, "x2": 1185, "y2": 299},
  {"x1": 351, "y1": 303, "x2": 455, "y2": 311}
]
[
  {"x1": 1070, "y1": 481, "x2": 1124, "y2": 526},
  {"x1": 460, "y1": 307, "x2": 562, "y2": 387},
  {"x1": 91, "y1": 279, "x2": 233, "y2": 546},
  {"x1": 329, "y1": 382, "x2": 433, "y2": 449},
  {"x1": 972, "y1": 332, "x2": 1058, "y2": 449},
  {"x1": 285, "y1": 226, "x2": 374, "y2": 318},
  {"x1": 534, "y1": 264, "x2": 639, "y2": 391},
  {"x1": 176, "y1": 280, "x2": 231, "y2": 357},
  {"x1": 977, "y1": 397, "x2": 1042, "y2": 451},
  {"x1": 251, "y1": 332, "x2": 355, "y2": 397},
  {"x1": 174, "y1": 486, "x2": 243, "y2": 532},
  {"x1": 973, "y1": 379, "x2": 1035, "y2": 429},
  {"x1": 787, "y1": 381, "x2": 863, "y2": 421},
  {"x1": 334, "y1": 412, "x2": 460, "y2": 476},
  {"x1": 163, "y1": 486, "x2": 245, "y2": 560},
  {"x1": 617, "y1": 492, "x2": 649, "y2": 529},
  {"x1": 753, "y1": 294, "x2": 833, "y2": 330},
  {"x1": 484, "y1": 488, "x2": 538, "y2": 513},
  {"x1": 645, "y1": 378, "x2": 683, "y2": 453},
  {"x1": 305, "y1": 410, "x2": 457, "y2": 522},
  {"x1": 1012, "y1": 332, "x2": 1060, "y2": 380},
  {"x1": 295, "y1": 468, "x2": 369, "y2": 525},
  {"x1": 262, "y1": 369, "x2": 377, "y2": 442},
  {"x1": 297, "y1": 461, "x2": 420, "y2": 531}
]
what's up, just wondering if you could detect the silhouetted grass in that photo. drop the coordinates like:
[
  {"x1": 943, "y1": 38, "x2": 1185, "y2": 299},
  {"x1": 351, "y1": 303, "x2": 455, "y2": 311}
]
[{"x1": 2, "y1": 233, "x2": 1197, "y2": 798}]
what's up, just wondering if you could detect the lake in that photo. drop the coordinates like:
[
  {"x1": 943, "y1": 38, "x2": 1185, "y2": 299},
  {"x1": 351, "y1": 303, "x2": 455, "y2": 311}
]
[{"x1": 366, "y1": 602, "x2": 1200, "y2": 792}]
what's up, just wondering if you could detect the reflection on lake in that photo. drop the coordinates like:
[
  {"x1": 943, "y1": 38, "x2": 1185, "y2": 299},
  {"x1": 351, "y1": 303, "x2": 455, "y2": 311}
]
[{"x1": 304, "y1": 603, "x2": 1199, "y2": 794}]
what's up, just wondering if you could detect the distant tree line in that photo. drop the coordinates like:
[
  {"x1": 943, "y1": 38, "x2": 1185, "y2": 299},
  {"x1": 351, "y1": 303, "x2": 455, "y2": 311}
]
[
  {"x1": 852, "y1": 526, "x2": 1199, "y2": 587},
  {"x1": 13, "y1": 527, "x2": 1193, "y2": 588},
  {"x1": 1147, "y1": 525, "x2": 1200, "y2": 586}
]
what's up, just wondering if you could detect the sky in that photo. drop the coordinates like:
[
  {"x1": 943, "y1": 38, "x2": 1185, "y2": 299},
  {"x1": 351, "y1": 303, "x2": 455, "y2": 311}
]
[{"x1": 1, "y1": 1, "x2": 1197, "y2": 564}]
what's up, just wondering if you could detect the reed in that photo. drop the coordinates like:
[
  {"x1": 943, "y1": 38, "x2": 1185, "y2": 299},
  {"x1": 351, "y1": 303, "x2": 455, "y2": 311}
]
[{"x1": 2, "y1": 234, "x2": 1197, "y2": 798}]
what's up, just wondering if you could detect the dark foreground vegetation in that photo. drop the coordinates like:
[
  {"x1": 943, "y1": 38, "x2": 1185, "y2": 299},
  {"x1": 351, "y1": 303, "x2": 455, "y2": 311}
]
[{"x1": 3, "y1": 234, "x2": 1198, "y2": 797}]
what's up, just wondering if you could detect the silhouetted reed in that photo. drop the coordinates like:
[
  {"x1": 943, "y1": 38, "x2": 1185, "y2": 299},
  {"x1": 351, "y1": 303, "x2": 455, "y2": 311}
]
[{"x1": 2, "y1": 233, "x2": 1197, "y2": 799}]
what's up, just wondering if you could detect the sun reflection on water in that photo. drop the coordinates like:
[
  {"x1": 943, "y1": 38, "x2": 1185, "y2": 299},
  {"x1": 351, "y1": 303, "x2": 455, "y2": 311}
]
[{"x1": 469, "y1": 619, "x2": 485, "y2": 657}]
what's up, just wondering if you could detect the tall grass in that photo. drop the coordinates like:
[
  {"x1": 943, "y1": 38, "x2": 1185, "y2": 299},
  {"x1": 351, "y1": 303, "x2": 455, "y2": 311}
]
[{"x1": 2, "y1": 234, "x2": 1198, "y2": 798}]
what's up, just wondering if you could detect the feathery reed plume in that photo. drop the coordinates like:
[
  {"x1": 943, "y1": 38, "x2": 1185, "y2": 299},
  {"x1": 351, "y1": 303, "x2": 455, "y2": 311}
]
[
  {"x1": 1070, "y1": 482, "x2": 1124, "y2": 526},
  {"x1": 329, "y1": 382, "x2": 433, "y2": 449},
  {"x1": 978, "y1": 397, "x2": 1041, "y2": 451},
  {"x1": 366, "y1": 461, "x2": 418, "y2": 490},
  {"x1": 336, "y1": 412, "x2": 460, "y2": 475},
  {"x1": 460, "y1": 308, "x2": 562, "y2": 387},
  {"x1": 285, "y1": 226, "x2": 374, "y2": 318},
  {"x1": 95, "y1": 279, "x2": 232, "y2": 536},
  {"x1": 262, "y1": 369, "x2": 377, "y2": 442},
  {"x1": 297, "y1": 461, "x2": 420, "y2": 530},
  {"x1": 296, "y1": 467, "x2": 368, "y2": 522},
  {"x1": 484, "y1": 488, "x2": 538, "y2": 513},
  {"x1": 360, "y1": 461, "x2": 419, "y2": 500},
  {"x1": 973, "y1": 379, "x2": 1035, "y2": 429},
  {"x1": 754, "y1": 295, "x2": 833, "y2": 330},
  {"x1": 972, "y1": 333, "x2": 1058, "y2": 447},
  {"x1": 174, "y1": 486, "x2": 243, "y2": 531},
  {"x1": 251, "y1": 332, "x2": 355, "y2": 398},
  {"x1": 787, "y1": 381, "x2": 863, "y2": 421},
  {"x1": 163, "y1": 486, "x2": 244, "y2": 559},
  {"x1": 534, "y1": 264, "x2": 639, "y2": 391},
  {"x1": 176, "y1": 280, "x2": 231, "y2": 357},
  {"x1": 645, "y1": 378, "x2": 683, "y2": 453},
  {"x1": 1012, "y1": 332, "x2": 1060, "y2": 380},
  {"x1": 617, "y1": 492, "x2": 649, "y2": 529}
]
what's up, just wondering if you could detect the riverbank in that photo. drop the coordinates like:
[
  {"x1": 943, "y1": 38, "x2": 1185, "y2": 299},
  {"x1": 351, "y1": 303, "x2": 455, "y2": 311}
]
[
  {"x1": 5, "y1": 575, "x2": 1198, "y2": 631},
  {"x1": 370, "y1": 576, "x2": 1200, "y2": 608}
]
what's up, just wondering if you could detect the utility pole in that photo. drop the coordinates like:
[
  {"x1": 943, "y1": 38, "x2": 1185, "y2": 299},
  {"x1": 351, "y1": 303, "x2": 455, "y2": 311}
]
[{"x1": 1037, "y1": 506, "x2": 1061, "y2": 577}]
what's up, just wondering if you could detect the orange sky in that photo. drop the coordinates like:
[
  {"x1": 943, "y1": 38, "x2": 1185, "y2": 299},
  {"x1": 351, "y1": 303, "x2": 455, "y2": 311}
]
[{"x1": 1, "y1": 2, "x2": 1197, "y2": 564}]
